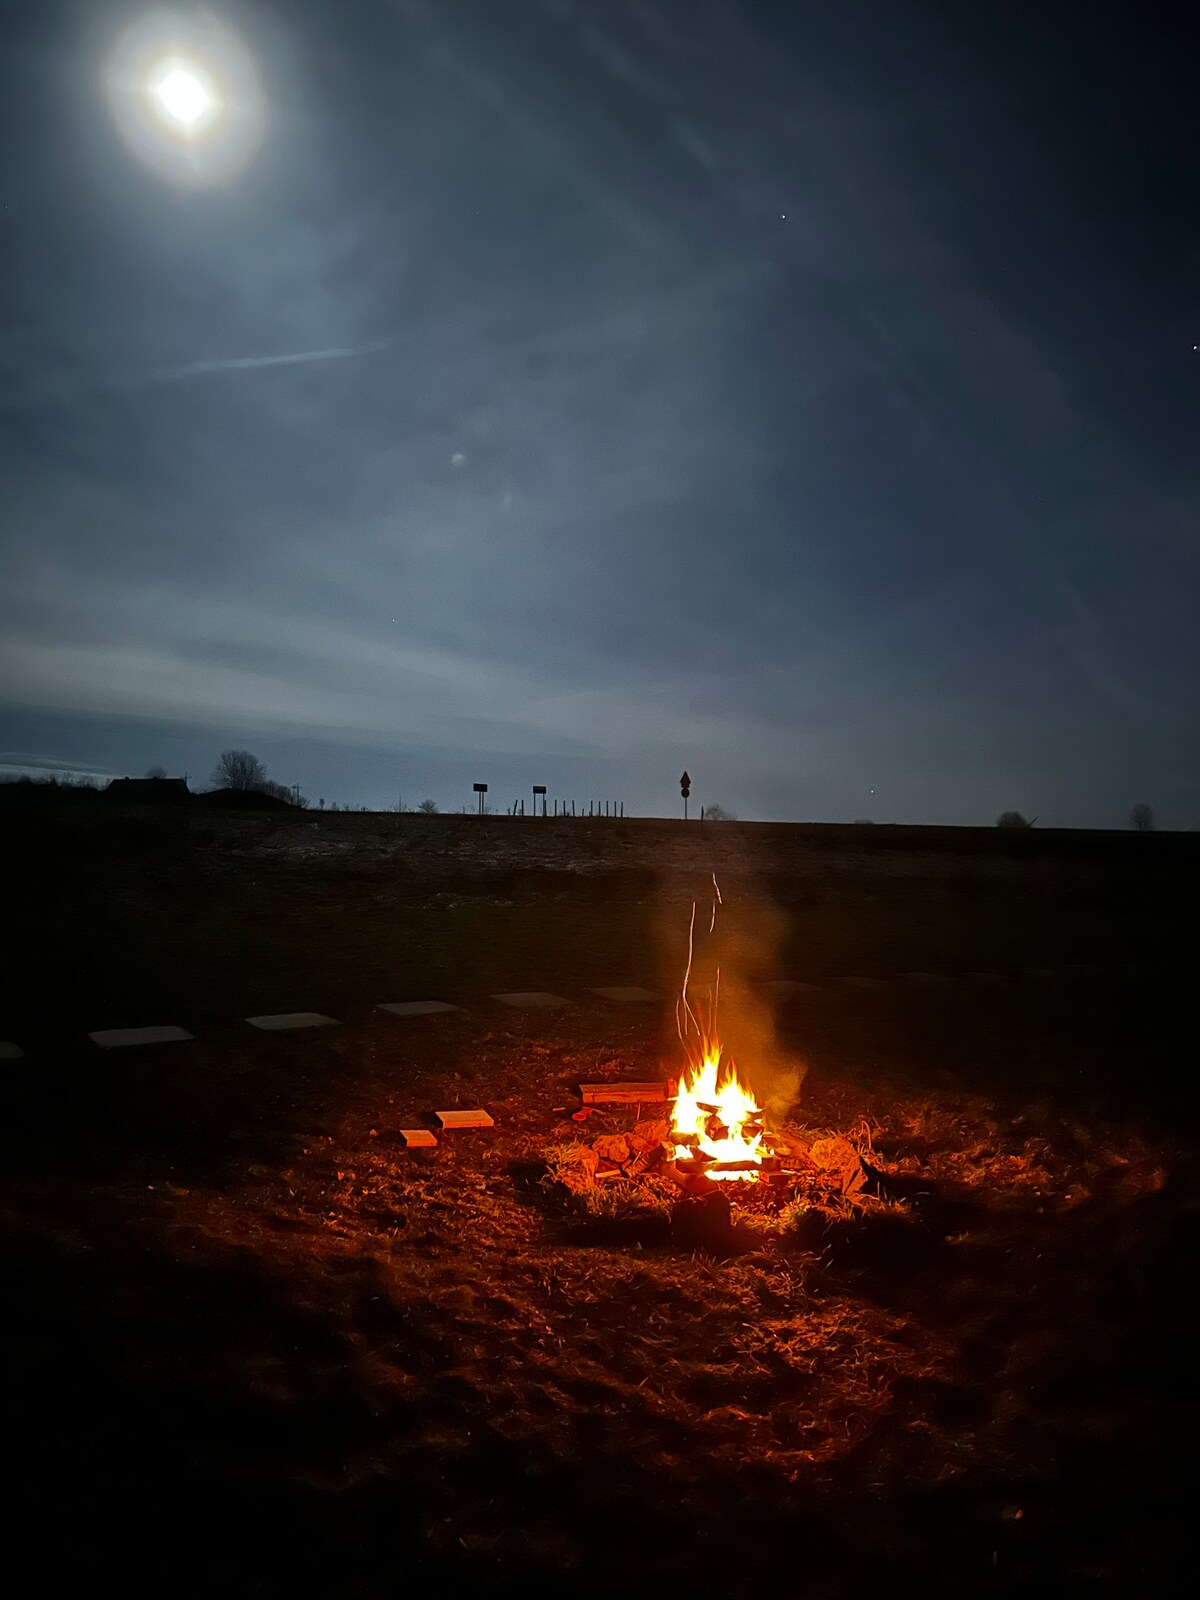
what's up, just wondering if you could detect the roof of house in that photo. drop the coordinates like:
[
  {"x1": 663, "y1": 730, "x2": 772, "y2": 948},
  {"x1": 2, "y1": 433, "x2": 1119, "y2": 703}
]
[{"x1": 103, "y1": 777, "x2": 192, "y2": 801}]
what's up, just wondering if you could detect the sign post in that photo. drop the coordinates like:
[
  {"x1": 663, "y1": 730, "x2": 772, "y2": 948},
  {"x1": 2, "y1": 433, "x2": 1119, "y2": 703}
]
[
  {"x1": 532, "y1": 784, "x2": 546, "y2": 817},
  {"x1": 680, "y1": 770, "x2": 691, "y2": 821},
  {"x1": 473, "y1": 782, "x2": 488, "y2": 816}
]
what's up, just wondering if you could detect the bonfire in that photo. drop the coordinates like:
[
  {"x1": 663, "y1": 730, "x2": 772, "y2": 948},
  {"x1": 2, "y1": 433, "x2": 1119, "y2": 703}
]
[
  {"x1": 560, "y1": 878, "x2": 870, "y2": 1220},
  {"x1": 671, "y1": 1048, "x2": 766, "y2": 1180},
  {"x1": 669, "y1": 877, "x2": 776, "y2": 1184}
]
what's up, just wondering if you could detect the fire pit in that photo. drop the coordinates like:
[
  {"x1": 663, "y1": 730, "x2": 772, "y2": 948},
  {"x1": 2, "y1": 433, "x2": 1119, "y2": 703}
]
[
  {"x1": 666, "y1": 878, "x2": 789, "y2": 1190},
  {"x1": 552, "y1": 880, "x2": 870, "y2": 1229}
]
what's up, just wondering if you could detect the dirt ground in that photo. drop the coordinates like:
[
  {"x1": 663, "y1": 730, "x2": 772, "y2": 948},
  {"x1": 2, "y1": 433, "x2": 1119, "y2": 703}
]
[{"x1": 1, "y1": 807, "x2": 1195, "y2": 1595}]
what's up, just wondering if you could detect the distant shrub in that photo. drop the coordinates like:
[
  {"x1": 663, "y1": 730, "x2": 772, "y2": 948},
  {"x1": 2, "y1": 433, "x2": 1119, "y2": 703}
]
[
  {"x1": 1130, "y1": 803, "x2": 1155, "y2": 832},
  {"x1": 703, "y1": 804, "x2": 737, "y2": 822},
  {"x1": 996, "y1": 811, "x2": 1033, "y2": 829},
  {"x1": 257, "y1": 779, "x2": 307, "y2": 807},
  {"x1": 417, "y1": 799, "x2": 439, "y2": 814}
]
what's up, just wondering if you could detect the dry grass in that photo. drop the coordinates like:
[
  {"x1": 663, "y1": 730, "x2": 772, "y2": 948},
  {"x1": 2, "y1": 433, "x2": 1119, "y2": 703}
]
[
  {"x1": 2, "y1": 1004, "x2": 1181, "y2": 1594},
  {"x1": 0, "y1": 814, "x2": 1193, "y2": 1594}
]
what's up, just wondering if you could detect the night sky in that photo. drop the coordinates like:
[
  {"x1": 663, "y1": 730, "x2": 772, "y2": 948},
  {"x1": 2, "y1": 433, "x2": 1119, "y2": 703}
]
[{"x1": 2, "y1": 1, "x2": 1197, "y2": 824}]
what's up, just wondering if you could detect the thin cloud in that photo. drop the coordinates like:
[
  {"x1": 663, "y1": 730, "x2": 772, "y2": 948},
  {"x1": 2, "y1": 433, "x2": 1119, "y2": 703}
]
[
  {"x1": 135, "y1": 336, "x2": 398, "y2": 385},
  {"x1": 0, "y1": 338, "x2": 400, "y2": 410},
  {"x1": 0, "y1": 751, "x2": 115, "y2": 777}
]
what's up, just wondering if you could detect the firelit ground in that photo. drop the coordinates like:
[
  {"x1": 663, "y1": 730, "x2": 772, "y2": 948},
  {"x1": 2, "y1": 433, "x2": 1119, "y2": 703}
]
[{"x1": 1, "y1": 961, "x2": 1193, "y2": 1597}]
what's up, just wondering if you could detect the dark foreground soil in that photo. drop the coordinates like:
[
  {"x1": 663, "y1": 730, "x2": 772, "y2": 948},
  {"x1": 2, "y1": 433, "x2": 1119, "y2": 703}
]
[{"x1": 2, "y1": 966, "x2": 1195, "y2": 1598}]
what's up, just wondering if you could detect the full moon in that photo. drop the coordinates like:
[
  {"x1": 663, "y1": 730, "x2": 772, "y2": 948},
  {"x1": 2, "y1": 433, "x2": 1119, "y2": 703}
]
[
  {"x1": 103, "y1": 12, "x2": 264, "y2": 185},
  {"x1": 149, "y1": 62, "x2": 215, "y2": 130}
]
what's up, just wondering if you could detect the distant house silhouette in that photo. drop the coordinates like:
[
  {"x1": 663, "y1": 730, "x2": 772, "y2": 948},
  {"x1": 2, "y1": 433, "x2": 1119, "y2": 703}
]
[{"x1": 104, "y1": 776, "x2": 192, "y2": 804}]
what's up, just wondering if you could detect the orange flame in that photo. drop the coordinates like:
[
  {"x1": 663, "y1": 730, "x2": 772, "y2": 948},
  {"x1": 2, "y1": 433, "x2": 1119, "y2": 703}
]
[
  {"x1": 671, "y1": 1047, "x2": 763, "y2": 1180},
  {"x1": 671, "y1": 877, "x2": 764, "y2": 1180}
]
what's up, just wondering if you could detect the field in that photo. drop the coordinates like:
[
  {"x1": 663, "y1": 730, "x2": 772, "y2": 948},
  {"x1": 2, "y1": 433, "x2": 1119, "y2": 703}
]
[{"x1": 1, "y1": 802, "x2": 1195, "y2": 1595}]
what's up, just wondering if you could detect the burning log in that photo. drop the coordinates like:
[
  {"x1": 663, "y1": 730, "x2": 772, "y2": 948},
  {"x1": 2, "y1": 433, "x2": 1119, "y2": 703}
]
[{"x1": 673, "y1": 1155, "x2": 762, "y2": 1180}]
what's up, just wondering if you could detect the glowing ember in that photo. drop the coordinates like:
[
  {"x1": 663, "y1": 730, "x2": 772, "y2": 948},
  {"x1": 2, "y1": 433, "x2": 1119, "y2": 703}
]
[{"x1": 671, "y1": 1047, "x2": 764, "y2": 1180}]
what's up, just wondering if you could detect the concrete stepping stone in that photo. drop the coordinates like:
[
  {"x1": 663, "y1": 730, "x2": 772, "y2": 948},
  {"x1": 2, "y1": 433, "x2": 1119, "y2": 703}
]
[
  {"x1": 245, "y1": 1012, "x2": 338, "y2": 1032},
  {"x1": 89, "y1": 1025, "x2": 194, "y2": 1050},
  {"x1": 378, "y1": 1001, "x2": 462, "y2": 1017},
  {"x1": 592, "y1": 986, "x2": 658, "y2": 1004},
  {"x1": 0, "y1": 1041, "x2": 26, "y2": 1061},
  {"x1": 835, "y1": 975, "x2": 891, "y2": 990},
  {"x1": 436, "y1": 1108, "x2": 494, "y2": 1129},
  {"x1": 399, "y1": 1128, "x2": 437, "y2": 1148},
  {"x1": 492, "y1": 991, "x2": 571, "y2": 1009}
]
